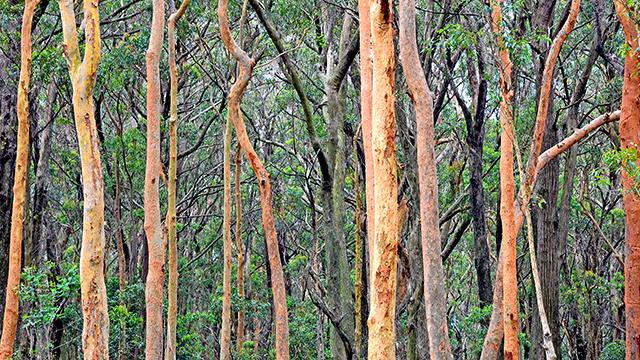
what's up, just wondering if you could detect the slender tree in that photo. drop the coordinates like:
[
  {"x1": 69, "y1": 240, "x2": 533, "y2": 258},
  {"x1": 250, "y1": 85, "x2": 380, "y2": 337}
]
[
  {"x1": 614, "y1": 2, "x2": 640, "y2": 358},
  {"x1": 217, "y1": 0, "x2": 290, "y2": 357},
  {"x1": 481, "y1": 0, "x2": 581, "y2": 357},
  {"x1": 165, "y1": 0, "x2": 189, "y2": 358},
  {"x1": 357, "y1": 0, "x2": 374, "y2": 287},
  {"x1": 357, "y1": 2, "x2": 372, "y2": 356},
  {"x1": 235, "y1": 148, "x2": 245, "y2": 352},
  {"x1": 144, "y1": 0, "x2": 165, "y2": 354},
  {"x1": 398, "y1": 0, "x2": 452, "y2": 357},
  {"x1": 58, "y1": 0, "x2": 109, "y2": 356},
  {"x1": 0, "y1": 0, "x2": 40, "y2": 355},
  {"x1": 488, "y1": 1, "x2": 518, "y2": 357},
  {"x1": 220, "y1": 115, "x2": 233, "y2": 360},
  {"x1": 353, "y1": 158, "x2": 363, "y2": 360},
  {"x1": 367, "y1": 0, "x2": 398, "y2": 358}
]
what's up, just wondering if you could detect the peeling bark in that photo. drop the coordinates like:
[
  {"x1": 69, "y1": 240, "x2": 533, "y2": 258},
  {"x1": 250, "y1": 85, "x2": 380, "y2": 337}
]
[
  {"x1": 58, "y1": 0, "x2": 109, "y2": 355},
  {"x1": 0, "y1": 0, "x2": 40, "y2": 355},
  {"x1": 367, "y1": 0, "x2": 398, "y2": 358}
]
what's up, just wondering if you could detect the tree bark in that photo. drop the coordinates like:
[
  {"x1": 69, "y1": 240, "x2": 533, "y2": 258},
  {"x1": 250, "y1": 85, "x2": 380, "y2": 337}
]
[
  {"x1": 58, "y1": 0, "x2": 109, "y2": 356},
  {"x1": 220, "y1": 115, "x2": 233, "y2": 360},
  {"x1": 367, "y1": 0, "x2": 398, "y2": 358},
  {"x1": 165, "y1": 1, "x2": 189, "y2": 358},
  {"x1": 357, "y1": 0, "x2": 375, "y2": 298},
  {"x1": 218, "y1": 1, "x2": 290, "y2": 357},
  {"x1": 398, "y1": 0, "x2": 452, "y2": 357},
  {"x1": 0, "y1": 2, "x2": 21, "y2": 334},
  {"x1": 482, "y1": 1, "x2": 581, "y2": 357},
  {"x1": 488, "y1": 2, "x2": 518, "y2": 358},
  {"x1": 144, "y1": 0, "x2": 165, "y2": 354},
  {"x1": 235, "y1": 148, "x2": 245, "y2": 352},
  {"x1": 464, "y1": 46, "x2": 492, "y2": 307},
  {"x1": 321, "y1": 14, "x2": 357, "y2": 358},
  {"x1": 0, "y1": 0, "x2": 39, "y2": 354},
  {"x1": 613, "y1": 3, "x2": 640, "y2": 358}
]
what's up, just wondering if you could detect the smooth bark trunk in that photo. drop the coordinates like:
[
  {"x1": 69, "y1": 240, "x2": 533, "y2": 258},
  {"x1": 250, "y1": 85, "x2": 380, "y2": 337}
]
[
  {"x1": 613, "y1": 3, "x2": 640, "y2": 358},
  {"x1": 165, "y1": 2, "x2": 188, "y2": 358},
  {"x1": 143, "y1": 0, "x2": 165, "y2": 354},
  {"x1": 398, "y1": 0, "x2": 452, "y2": 357},
  {"x1": 218, "y1": 2, "x2": 290, "y2": 357}
]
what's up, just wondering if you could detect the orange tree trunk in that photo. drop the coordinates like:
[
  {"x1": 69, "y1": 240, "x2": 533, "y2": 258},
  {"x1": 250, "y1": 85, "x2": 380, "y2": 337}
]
[
  {"x1": 357, "y1": 0, "x2": 374, "y2": 292},
  {"x1": 398, "y1": 0, "x2": 452, "y2": 357},
  {"x1": 165, "y1": 1, "x2": 189, "y2": 359},
  {"x1": 144, "y1": 0, "x2": 165, "y2": 355},
  {"x1": 0, "y1": 0, "x2": 39, "y2": 356},
  {"x1": 367, "y1": 0, "x2": 398, "y2": 359},
  {"x1": 614, "y1": 3, "x2": 640, "y2": 358},
  {"x1": 58, "y1": 0, "x2": 110, "y2": 357},
  {"x1": 217, "y1": 1, "x2": 290, "y2": 358},
  {"x1": 481, "y1": 1, "x2": 581, "y2": 358},
  {"x1": 488, "y1": 1, "x2": 518, "y2": 358}
]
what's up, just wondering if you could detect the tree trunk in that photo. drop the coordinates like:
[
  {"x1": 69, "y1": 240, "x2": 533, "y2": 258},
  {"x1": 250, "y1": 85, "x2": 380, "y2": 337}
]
[
  {"x1": 357, "y1": 0, "x2": 375, "y2": 299},
  {"x1": 143, "y1": 0, "x2": 165, "y2": 354},
  {"x1": 462, "y1": 45, "x2": 492, "y2": 307},
  {"x1": 0, "y1": 0, "x2": 39, "y2": 354},
  {"x1": 321, "y1": 15, "x2": 357, "y2": 357},
  {"x1": 367, "y1": 0, "x2": 398, "y2": 358},
  {"x1": 165, "y1": 2, "x2": 188, "y2": 358},
  {"x1": 481, "y1": 1, "x2": 581, "y2": 357},
  {"x1": 614, "y1": 3, "x2": 640, "y2": 358},
  {"x1": 531, "y1": 92, "x2": 561, "y2": 360},
  {"x1": 398, "y1": 0, "x2": 452, "y2": 357},
  {"x1": 218, "y1": 1, "x2": 290, "y2": 357},
  {"x1": 220, "y1": 114, "x2": 233, "y2": 360},
  {"x1": 0, "y1": 3, "x2": 21, "y2": 334},
  {"x1": 488, "y1": 1, "x2": 518, "y2": 358},
  {"x1": 235, "y1": 148, "x2": 245, "y2": 352},
  {"x1": 58, "y1": 0, "x2": 110, "y2": 356}
]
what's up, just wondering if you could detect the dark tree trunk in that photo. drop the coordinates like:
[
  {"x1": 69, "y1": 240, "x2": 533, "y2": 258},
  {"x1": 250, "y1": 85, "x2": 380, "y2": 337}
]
[
  {"x1": 530, "y1": 2, "x2": 562, "y2": 356},
  {"x1": 531, "y1": 97, "x2": 562, "y2": 359},
  {"x1": 0, "y1": 13, "x2": 20, "y2": 333}
]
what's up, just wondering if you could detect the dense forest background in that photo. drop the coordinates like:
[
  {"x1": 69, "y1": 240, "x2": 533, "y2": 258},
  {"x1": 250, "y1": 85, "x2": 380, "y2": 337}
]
[{"x1": 0, "y1": 0, "x2": 639, "y2": 358}]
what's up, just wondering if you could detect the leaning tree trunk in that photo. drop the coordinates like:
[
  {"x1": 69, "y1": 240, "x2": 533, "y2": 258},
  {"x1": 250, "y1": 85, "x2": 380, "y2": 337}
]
[
  {"x1": 218, "y1": 1, "x2": 290, "y2": 358},
  {"x1": 0, "y1": 0, "x2": 39, "y2": 355},
  {"x1": 398, "y1": 0, "x2": 452, "y2": 357},
  {"x1": 58, "y1": 0, "x2": 109, "y2": 356},
  {"x1": 165, "y1": 1, "x2": 189, "y2": 359},
  {"x1": 614, "y1": 2, "x2": 640, "y2": 358},
  {"x1": 367, "y1": 0, "x2": 398, "y2": 358}
]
